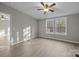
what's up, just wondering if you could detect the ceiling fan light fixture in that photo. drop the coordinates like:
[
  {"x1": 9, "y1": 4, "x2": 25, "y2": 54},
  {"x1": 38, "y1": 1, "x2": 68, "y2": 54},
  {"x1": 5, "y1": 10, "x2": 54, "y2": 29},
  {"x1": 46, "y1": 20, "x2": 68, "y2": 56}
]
[
  {"x1": 43, "y1": 8, "x2": 49, "y2": 12},
  {"x1": 38, "y1": 2, "x2": 56, "y2": 14}
]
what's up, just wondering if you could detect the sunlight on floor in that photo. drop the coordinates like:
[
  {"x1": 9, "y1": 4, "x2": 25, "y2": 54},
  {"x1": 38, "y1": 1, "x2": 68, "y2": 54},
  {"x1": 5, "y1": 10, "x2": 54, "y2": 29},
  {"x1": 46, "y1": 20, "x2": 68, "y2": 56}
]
[{"x1": 23, "y1": 26, "x2": 31, "y2": 41}]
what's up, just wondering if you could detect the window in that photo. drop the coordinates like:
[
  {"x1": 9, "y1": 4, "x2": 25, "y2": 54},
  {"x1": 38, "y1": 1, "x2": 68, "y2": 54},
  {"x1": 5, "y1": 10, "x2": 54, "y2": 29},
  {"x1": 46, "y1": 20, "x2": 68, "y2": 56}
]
[
  {"x1": 46, "y1": 17, "x2": 67, "y2": 35},
  {"x1": 46, "y1": 20, "x2": 54, "y2": 33}
]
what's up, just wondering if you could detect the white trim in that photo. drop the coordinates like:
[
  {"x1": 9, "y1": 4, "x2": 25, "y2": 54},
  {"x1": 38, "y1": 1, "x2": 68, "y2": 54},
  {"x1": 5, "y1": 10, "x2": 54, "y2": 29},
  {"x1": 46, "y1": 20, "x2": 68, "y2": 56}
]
[
  {"x1": 40, "y1": 37, "x2": 79, "y2": 44},
  {"x1": 46, "y1": 17, "x2": 67, "y2": 35},
  {"x1": 46, "y1": 19, "x2": 54, "y2": 34},
  {"x1": 0, "y1": 12, "x2": 11, "y2": 46},
  {"x1": 55, "y1": 17, "x2": 67, "y2": 35},
  {"x1": 53, "y1": 38, "x2": 79, "y2": 44},
  {"x1": 11, "y1": 40, "x2": 24, "y2": 46},
  {"x1": 46, "y1": 32, "x2": 54, "y2": 34},
  {"x1": 11, "y1": 37, "x2": 36, "y2": 46},
  {"x1": 55, "y1": 32, "x2": 67, "y2": 35}
]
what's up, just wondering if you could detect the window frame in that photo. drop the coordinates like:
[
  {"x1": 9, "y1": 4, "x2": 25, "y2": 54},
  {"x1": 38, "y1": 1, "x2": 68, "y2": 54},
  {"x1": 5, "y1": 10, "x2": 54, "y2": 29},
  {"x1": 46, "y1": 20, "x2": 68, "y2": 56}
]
[
  {"x1": 46, "y1": 17, "x2": 67, "y2": 35},
  {"x1": 46, "y1": 19, "x2": 55, "y2": 34}
]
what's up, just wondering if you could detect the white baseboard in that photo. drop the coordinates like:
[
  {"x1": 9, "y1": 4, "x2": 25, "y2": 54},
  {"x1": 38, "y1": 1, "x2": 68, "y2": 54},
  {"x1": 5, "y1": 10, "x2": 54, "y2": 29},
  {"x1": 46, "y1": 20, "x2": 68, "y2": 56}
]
[
  {"x1": 11, "y1": 37, "x2": 37, "y2": 46},
  {"x1": 39, "y1": 37, "x2": 79, "y2": 44},
  {"x1": 11, "y1": 40, "x2": 24, "y2": 46},
  {"x1": 54, "y1": 38, "x2": 79, "y2": 44},
  {"x1": 10, "y1": 36, "x2": 78, "y2": 46}
]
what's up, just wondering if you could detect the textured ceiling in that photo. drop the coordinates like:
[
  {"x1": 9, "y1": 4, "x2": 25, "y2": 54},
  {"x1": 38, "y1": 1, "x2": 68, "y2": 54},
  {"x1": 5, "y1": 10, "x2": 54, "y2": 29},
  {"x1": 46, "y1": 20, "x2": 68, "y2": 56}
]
[{"x1": 2, "y1": 2, "x2": 79, "y2": 20}]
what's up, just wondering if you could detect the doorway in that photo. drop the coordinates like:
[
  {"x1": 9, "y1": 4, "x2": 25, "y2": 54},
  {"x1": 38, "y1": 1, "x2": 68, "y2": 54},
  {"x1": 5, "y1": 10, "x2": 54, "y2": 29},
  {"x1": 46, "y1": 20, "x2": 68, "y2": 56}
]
[{"x1": 0, "y1": 12, "x2": 10, "y2": 47}]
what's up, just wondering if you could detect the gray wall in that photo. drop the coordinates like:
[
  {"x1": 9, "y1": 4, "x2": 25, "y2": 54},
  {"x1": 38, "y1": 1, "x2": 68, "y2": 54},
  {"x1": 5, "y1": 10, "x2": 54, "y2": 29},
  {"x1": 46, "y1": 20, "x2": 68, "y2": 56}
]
[
  {"x1": 38, "y1": 14, "x2": 79, "y2": 43},
  {"x1": 0, "y1": 20, "x2": 8, "y2": 31},
  {"x1": 0, "y1": 3, "x2": 38, "y2": 44},
  {"x1": 0, "y1": 3, "x2": 79, "y2": 44}
]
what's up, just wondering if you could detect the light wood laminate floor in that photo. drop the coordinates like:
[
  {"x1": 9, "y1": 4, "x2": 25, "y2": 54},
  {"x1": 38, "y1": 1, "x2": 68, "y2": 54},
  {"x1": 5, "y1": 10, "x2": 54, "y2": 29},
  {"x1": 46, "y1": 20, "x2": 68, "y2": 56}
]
[
  {"x1": 0, "y1": 36, "x2": 9, "y2": 47},
  {"x1": 0, "y1": 38, "x2": 79, "y2": 57}
]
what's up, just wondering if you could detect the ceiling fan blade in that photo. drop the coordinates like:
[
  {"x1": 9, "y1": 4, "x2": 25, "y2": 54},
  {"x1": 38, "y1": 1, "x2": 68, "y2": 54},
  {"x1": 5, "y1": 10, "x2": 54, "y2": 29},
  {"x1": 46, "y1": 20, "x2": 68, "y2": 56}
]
[
  {"x1": 37, "y1": 9, "x2": 43, "y2": 10},
  {"x1": 49, "y1": 9, "x2": 54, "y2": 12},
  {"x1": 44, "y1": 11, "x2": 46, "y2": 14},
  {"x1": 45, "y1": 4, "x2": 49, "y2": 8},
  {"x1": 44, "y1": 12, "x2": 47, "y2": 14},
  {"x1": 49, "y1": 3, "x2": 56, "y2": 8},
  {"x1": 41, "y1": 2, "x2": 44, "y2": 6}
]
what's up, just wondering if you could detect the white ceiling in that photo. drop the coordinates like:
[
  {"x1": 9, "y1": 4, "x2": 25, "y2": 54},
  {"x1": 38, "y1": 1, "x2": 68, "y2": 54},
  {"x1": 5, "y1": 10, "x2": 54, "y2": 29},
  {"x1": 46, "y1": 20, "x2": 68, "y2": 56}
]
[{"x1": 2, "y1": 2, "x2": 79, "y2": 20}]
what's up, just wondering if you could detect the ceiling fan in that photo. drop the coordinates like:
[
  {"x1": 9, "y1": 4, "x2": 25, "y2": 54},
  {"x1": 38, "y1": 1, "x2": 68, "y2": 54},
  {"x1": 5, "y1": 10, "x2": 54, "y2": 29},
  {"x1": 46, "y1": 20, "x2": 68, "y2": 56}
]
[
  {"x1": 0, "y1": 15, "x2": 8, "y2": 20},
  {"x1": 37, "y1": 2, "x2": 56, "y2": 14}
]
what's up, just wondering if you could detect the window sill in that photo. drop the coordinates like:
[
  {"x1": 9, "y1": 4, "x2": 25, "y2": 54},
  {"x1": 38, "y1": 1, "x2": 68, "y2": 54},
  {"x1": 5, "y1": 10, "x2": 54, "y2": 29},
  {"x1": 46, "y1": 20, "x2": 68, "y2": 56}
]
[
  {"x1": 46, "y1": 32, "x2": 67, "y2": 35},
  {"x1": 55, "y1": 33, "x2": 67, "y2": 35},
  {"x1": 46, "y1": 32, "x2": 54, "y2": 34}
]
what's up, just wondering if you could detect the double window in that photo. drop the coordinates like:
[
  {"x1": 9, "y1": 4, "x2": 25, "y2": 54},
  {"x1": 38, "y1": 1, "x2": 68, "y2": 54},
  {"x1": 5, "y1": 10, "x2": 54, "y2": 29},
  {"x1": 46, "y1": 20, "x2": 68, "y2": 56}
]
[{"x1": 46, "y1": 17, "x2": 67, "y2": 35}]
